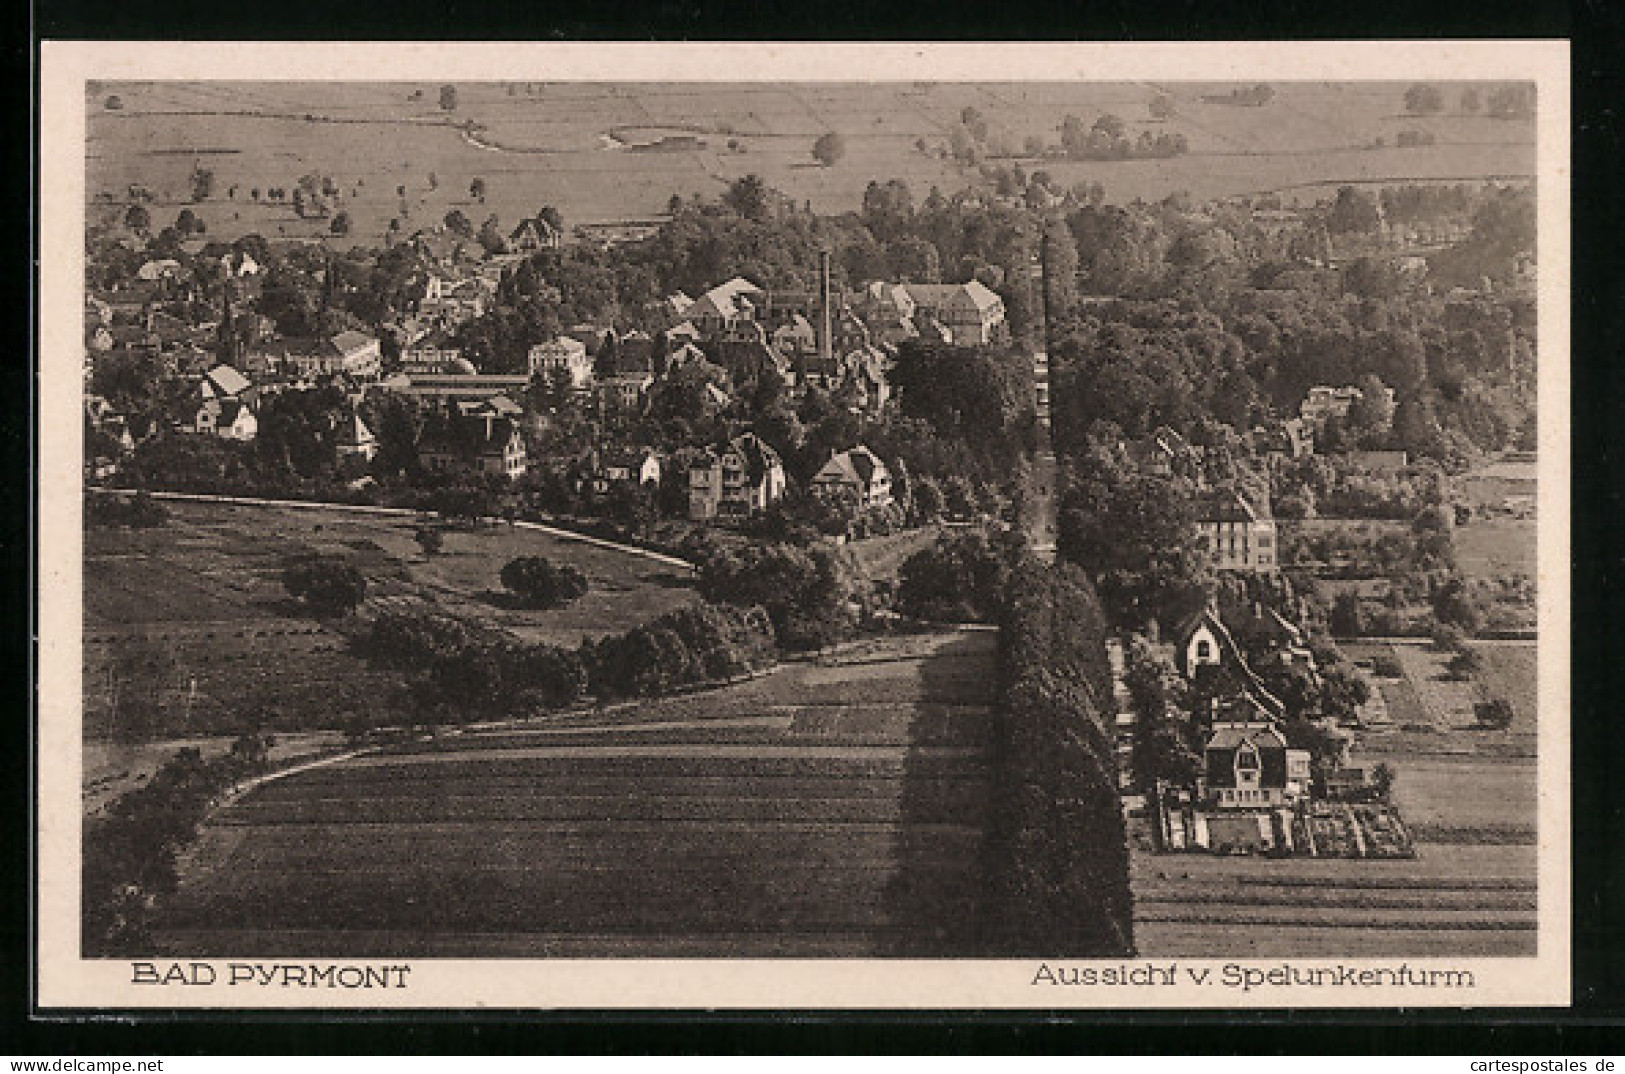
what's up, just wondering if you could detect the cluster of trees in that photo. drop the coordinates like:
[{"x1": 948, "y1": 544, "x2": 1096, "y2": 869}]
[
  {"x1": 694, "y1": 540, "x2": 868, "y2": 651},
  {"x1": 365, "y1": 607, "x2": 585, "y2": 721},
  {"x1": 582, "y1": 602, "x2": 779, "y2": 700},
  {"x1": 1123, "y1": 634, "x2": 1200, "y2": 790},
  {"x1": 1403, "y1": 83, "x2": 1446, "y2": 115},
  {"x1": 282, "y1": 554, "x2": 368, "y2": 616},
  {"x1": 982, "y1": 559, "x2": 1133, "y2": 956},
  {"x1": 896, "y1": 527, "x2": 1021, "y2": 623},
  {"x1": 363, "y1": 597, "x2": 781, "y2": 723},
  {"x1": 1056, "y1": 447, "x2": 1213, "y2": 632},
  {"x1": 83, "y1": 739, "x2": 272, "y2": 955},
  {"x1": 1058, "y1": 114, "x2": 1188, "y2": 161},
  {"x1": 499, "y1": 556, "x2": 589, "y2": 609}
]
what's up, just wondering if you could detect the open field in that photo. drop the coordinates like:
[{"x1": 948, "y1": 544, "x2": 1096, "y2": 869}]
[
  {"x1": 83, "y1": 500, "x2": 695, "y2": 741},
  {"x1": 89, "y1": 80, "x2": 1534, "y2": 246},
  {"x1": 154, "y1": 630, "x2": 997, "y2": 957},
  {"x1": 1343, "y1": 638, "x2": 1537, "y2": 746},
  {"x1": 1455, "y1": 454, "x2": 1538, "y2": 583}
]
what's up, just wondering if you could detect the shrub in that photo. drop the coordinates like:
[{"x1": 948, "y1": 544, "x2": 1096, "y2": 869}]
[
  {"x1": 1371, "y1": 653, "x2": 1405, "y2": 678},
  {"x1": 1474, "y1": 698, "x2": 1515, "y2": 730},
  {"x1": 1430, "y1": 622, "x2": 1466, "y2": 652},
  {"x1": 500, "y1": 556, "x2": 589, "y2": 610},
  {"x1": 1447, "y1": 646, "x2": 1485, "y2": 680},
  {"x1": 282, "y1": 555, "x2": 367, "y2": 616},
  {"x1": 1328, "y1": 591, "x2": 1365, "y2": 637}
]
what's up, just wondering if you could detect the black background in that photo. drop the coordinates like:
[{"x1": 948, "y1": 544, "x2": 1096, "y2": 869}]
[{"x1": 12, "y1": 0, "x2": 1623, "y2": 1053}]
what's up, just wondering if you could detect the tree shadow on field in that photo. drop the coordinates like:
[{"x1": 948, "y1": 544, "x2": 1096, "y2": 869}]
[{"x1": 877, "y1": 630, "x2": 997, "y2": 956}]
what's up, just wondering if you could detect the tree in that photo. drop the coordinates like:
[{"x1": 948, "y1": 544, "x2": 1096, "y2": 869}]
[
  {"x1": 1329, "y1": 591, "x2": 1365, "y2": 637},
  {"x1": 811, "y1": 131, "x2": 846, "y2": 167},
  {"x1": 1430, "y1": 576, "x2": 1483, "y2": 633},
  {"x1": 500, "y1": 556, "x2": 590, "y2": 610},
  {"x1": 897, "y1": 529, "x2": 1017, "y2": 622},
  {"x1": 1325, "y1": 185, "x2": 1383, "y2": 235},
  {"x1": 1403, "y1": 83, "x2": 1445, "y2": 115},
  {"x1": 444, "y1": 209, "x2": 474, "y2": 238},
  {"x1": 1040, "y1": 215, "x2": 1080, "y2": 335},
  {"x1": 124, "y1": 204, "x2": 151, "y2": 233},
  {"x1": 174, "y1": 208, "x2": 204, "y2": 237},
  {"x1": 414, "y1": 526, "x2": 444, "y2": 557},
  {"x1": 476, "y1": 214, "x2": 506, "y2": 254},
  {"x1": 1149, "y1": 93, "x2": 1176, "y2": 120},
  {"x1": 469, "y1": 176, "x2": 487, "y2": 202},
  {"x1": 190, "y1": 167, "x2": 215, "y2": 203},
  {"x1": 439, "y1": 84, "x2": 458, "y2": 111},
  {"x1": 1447, "y1": 646, "x2": 1484, "y2": 680},
  {"x1": 722, "y1": 174, "x2": 772, "y2": 221},
  {"x1": 329, "y1": 211, "x2": 352, "y2": 237},
  {"x1": 282, "y1": 556, "x2": 367, "y2": 616},
  {"x1": 104, "y1": 94, "x2": 123, "y2": 110},
  {"x1": 1474, "y1": 697, "x2": 1514, "y2": 730},
  {"x1": 1347, "y1": 373, "x2": 1397, "y2": 441}
]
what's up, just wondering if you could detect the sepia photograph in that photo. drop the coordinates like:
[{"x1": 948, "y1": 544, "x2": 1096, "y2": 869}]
[{"x1": 36, "y1": 41, "x2": 1570, "y2": 1009}]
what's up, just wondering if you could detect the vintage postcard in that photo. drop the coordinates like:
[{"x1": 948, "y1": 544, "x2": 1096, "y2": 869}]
[{"x1": 37, "y1": 40, "x2": 1570, "y2": 1010}]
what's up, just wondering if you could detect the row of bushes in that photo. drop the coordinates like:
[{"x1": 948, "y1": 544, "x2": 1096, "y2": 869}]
[
  {"x1": 83, "y1": 736, "x2": 272, "y2": 956},
  {"x1": 981, "y1": 559, "x2": 1134, "y2": 956}
]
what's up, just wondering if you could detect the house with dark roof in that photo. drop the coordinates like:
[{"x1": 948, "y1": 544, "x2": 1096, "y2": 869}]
[
  {"x1": 1199, "y1": 719, "x2": 1312, "y2": 811},
  {"x1": 688, "y1": 432, "x2": 787, "y2": 523},
  {"x1": 416, "y1": 412, "x2": 527, "y2": 480},
  {"x1": 1195, "y1": 489, "x2": 1277, "y2": 572},
  {"x1": 810, "y1": 445, "x2": 893, "y2": 509},
  {"x1": 508, "y1": 217, "x2": 564, "y2": 253}
]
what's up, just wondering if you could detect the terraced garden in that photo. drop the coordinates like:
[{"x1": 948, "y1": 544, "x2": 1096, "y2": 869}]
[{"x1": 153, "y1": 629, "x2": 999, "y2": 957}]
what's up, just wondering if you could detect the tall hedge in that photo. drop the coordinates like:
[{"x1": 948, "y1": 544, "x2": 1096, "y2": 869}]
[{"x1": 982, "y1": 558, "x2": 1134, "y2": 956}]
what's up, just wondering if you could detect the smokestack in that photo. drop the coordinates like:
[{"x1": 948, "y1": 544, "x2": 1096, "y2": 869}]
[{"x1": 819, "y1": 247, "x2": 833, "y2": 366}]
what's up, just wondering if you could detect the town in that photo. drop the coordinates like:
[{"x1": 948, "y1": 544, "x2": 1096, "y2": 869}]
[{"x1": 80, "y1": 79, "x2": 1539, "y2": 960}]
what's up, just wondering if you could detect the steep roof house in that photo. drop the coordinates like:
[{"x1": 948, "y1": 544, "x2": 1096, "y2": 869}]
[
  {"x1": 1174, "y1": 605, "x2": 1288, "y2": 722},
  {"x1": 335, "y1": 413, "x2": 379, "y2": 462},
  {"x1": 192, "y1": 398, "x2": 258, "y2": 441},
  {"x1": 509, "y1": 216, "x2": 564, "y2": 253},
  {"x1": 1199, "y1": 720, "x2": 1312, "y2": 813},
  {"x1": 810, "y1": 445, "x2": 893, "y2": 509},
  {"x1": 688, "y1": 432, "x2": 787, "y2": 523}
]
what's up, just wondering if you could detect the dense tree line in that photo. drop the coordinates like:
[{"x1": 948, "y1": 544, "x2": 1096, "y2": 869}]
[
  {"x1": 83, "y1": 738, "x2": 272, "y2": 955},
  {"x1": 981, "y1": 559, "x2": 1133, "y2": 956}
]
